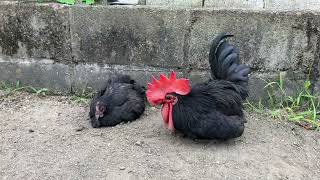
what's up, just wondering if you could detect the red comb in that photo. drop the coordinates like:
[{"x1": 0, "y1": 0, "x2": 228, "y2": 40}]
[{"x1": 146, "y1": 71, "x2": 191, "y2": 105}]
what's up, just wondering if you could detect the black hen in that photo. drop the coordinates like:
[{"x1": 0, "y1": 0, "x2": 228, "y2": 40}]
[
  {"x1": 146, "y1": 33, "x2": 250, "y2": 140},
  {"x1": 89, "y1": 75, "x2": 145, "y2": 128}
]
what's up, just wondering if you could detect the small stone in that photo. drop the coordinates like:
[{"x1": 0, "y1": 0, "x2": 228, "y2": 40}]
[
  {"x1": 119, "y1": 166, "x2": 126, "y2": 170},
  {"x1": 75, "y1": 126, "x2": 86, "y2": 132},
  {"x1": 28, "y1": 129, "x2": 34, "y2": 133},
  {"x1": 135, "y1": 141, "x2": 143, "y2": 146}
]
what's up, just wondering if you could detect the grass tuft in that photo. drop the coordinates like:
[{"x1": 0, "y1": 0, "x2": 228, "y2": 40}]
[
  {"x1": 245, "y1": 73, "x2": 320, "y2": 131},
  {"x1": 0, "y1": 81, "x2": 49, "y2": 96},
  {"x1": 70, "y1": 86, "x2": 94, "y2": 105}
]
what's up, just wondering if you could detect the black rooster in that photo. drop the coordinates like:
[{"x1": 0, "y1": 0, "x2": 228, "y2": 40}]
[
  {"x1": 146, "y1": 33, "x2": 250, "y2": 140},
  {"x1": 89, "y1": 75, "x2": 145, "y2": 128}
]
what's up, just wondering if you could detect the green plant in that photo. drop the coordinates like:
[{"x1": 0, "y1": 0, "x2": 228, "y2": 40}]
[
  {"x1": 28, "y1": 86, "x2": 49, "y2": 96},
  {"x1": 57, "y1": 0, "x2": 76, "y2": 5},
  {"x1": 84, "y1": 0, "x2": 95, "y2": 4},
  {"x1": 56, "y1": 0, "x2": 95, "y2": 5},
  {"x1": 244, "y1": 99, "x2": 265, "y2": 114},
  {"x1": 71, "y1": 86, "x2": 94, "y2": 105},
  {"x1": 261, "y1": 74, "x2": 320, "y2": 131},
  {"x1": 0, "y1": 81, "x2": 49, "y2": 96},
  {"x1": 1, "y1": 81, "x2": 26, "y2": 94}
]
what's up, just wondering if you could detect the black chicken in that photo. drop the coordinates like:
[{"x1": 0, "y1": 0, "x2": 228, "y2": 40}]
[
  {"x1": 146, "y1": 33, "x2": 250, "y2": 140},
  {"x1": 89, "y1": 75, "x2": 145, "y2": 128}
]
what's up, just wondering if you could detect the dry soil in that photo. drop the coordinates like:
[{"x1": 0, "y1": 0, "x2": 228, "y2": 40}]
[{"x1": 0, "y1": 91, "x2": 319, "y2": 180}]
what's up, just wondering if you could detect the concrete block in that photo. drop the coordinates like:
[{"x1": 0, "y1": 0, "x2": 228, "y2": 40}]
[
  {"x1": 265, "y1": 0, "x2": 320, "y2": 10},
  {"x1": 0, "y1": 3, "x2": 72, "y2": 62},
  {"x1": 247, "y1": 71, "x2": 306, "y2": 103},
  {"x1": 73, "y1": 64, "x2": 167, "y2": 91},
  {"x1": 0, "y1": 55, "x2": 306, "y2": 102},
  {"x1": 0, "y1": 56, "x2": 71, "y2": 93},
  {"x1": 70, "y1": 6, "x2": 190, "y2": 68},
  {"x1": 314, "y1": 57, "x2": 320, "y2": 94},
  {"x1": 71, "y1": 62, "x2": 306, "y2": 103},
  {"x1": 315, "y1": 80, "x2": 320, "y2": 95},
  {"x1": 205, "y1": 0, "x2": 264, "y2": 9},
  {"x1": 186, "y1": 9, "x2": 315, "y2": 72},
  {"x1": 72, "y1": 63, "x2": 210, "y2": 91},
  {"x1": 146, "y1": 0, "x2": 202, "y2": 7}
]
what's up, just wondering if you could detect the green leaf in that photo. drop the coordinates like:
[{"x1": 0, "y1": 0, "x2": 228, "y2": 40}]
[
  {"x1": 279, "y1": 72, "x2": 284, "y2": 89},
  {"x1": 304, "y1": 80, "x2": 311, "y2": 90},
  {"x1": 264, "y1": 82, "x2": 277, "y2": 89},
  {"x1": 83, "y1": 0, "x2": 95, "y2": 5},
  {"x1": 57, "y1": 0, "x2": 76, "y2": 5},
  {"x1": 288, "y1": 115, "x2": 305, "y2": 121}
]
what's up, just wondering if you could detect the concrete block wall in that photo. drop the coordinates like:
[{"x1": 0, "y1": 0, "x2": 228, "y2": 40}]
[
  {"x1": 0, "y1": 1, "x2": 320, "y2": 100},
  {"x1": 265, "y1": 0, "x2": 320, "y2": 10},
  {"x1": 5, "y1": 0, "x2": 320, "y2": 10},
  {"x1": 147, "y1": 0, "x2": 320, "y2": 10},
  {"x1": 205, "y1": 0, "x2": 264, "y2": 9},
  {"x1": 146, "y1": 0, "x2": 203, "y2": 7}
]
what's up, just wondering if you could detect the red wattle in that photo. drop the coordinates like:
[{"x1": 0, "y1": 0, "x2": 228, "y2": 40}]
[
  {"x1": 161, "y1": 103, "x2": 169, "y2": 125},
  {"x1": 168, "y1": 103, "x2": 174, "y2": 130},
  {"x1": 161, "y1": 103, "x2": 175, "y2": 130}
]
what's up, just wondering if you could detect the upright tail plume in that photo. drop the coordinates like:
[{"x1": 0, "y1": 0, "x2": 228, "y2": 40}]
[{"x1": 209, "y1": 33, "x2": 250, "y2": 99}]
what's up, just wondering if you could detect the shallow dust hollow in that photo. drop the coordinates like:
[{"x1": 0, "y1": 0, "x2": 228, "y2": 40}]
[{"x1": 0, "y1": 91, "x2": 319, "y2": 180}]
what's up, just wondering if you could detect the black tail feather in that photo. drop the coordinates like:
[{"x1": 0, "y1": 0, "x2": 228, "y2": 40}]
[
  {"x1": 209, "y1": 33, "x2": 234, "y2": 79},
  {"x1": 209, "y1": 33, "x2": 250, "y2": 99}
]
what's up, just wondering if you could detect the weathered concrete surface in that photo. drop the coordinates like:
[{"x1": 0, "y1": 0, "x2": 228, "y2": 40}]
[
  {"x1": 3, "y1": 0, "x2": 320, "y2": 10},
  {"x1": 0, "y1": 56, "x2": 71, "y2": 93},
  {"x1": 72, "y1": 64, "x2": 173, "y2": 91},
  {"x1": 0, "y1": 56, "x2": 306, "y2": 103},
  {"x1": 146, "y1": 0, "x2": 202, "y2": 7},
  {"x1": 147, "y1": 0, "x2": 320, "y2": 10},
  {"x1": 69, "y1": 5, "x2": 320, "y2": 72},
  {"x1": 187, "y1": 9, "x2": 320, "y2": 73},
  {"x1": 72, "y1": 63, "x2": 212, "y2": 92},
  {"x1": 265, "y1": 0, "x2": 320, "y2": 10},
  {"x1": 0, "y1": 56, "x2": 208, "y2": 94},
  {"x1": 205, "y1": 0, "x2": 264, "y2": 9},
  {"x1": 3, "y1": 0, "x2": 145, "y2": 5},
  {"x1": 0, "y1": 2, "x2": 72, "y2": 62},
  {"x1": 315, "y1": 80, "x2": 320, "y2": 95},
  {"x1": 145, "y1": 0, "x2": 320, "y2": 10},
  {"x1": 70, "y1": 6, "x2": 190, "y2": 68}
]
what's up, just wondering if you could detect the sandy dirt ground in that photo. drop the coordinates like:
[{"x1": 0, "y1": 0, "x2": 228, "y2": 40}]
[{"x1": 0, "y1": 91, "x2": 319, "y2": 180}]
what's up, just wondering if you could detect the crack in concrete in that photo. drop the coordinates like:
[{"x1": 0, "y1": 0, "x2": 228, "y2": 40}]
[
  {"x1": 311, "y1": 33, "x2": 320, "y2": 94},
  {"x1": 305, "y1": 18, "x2": 320, "y2": 94},
  {"x1": 68, "y1": 7, "x2": 76, "y2": 94}
]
